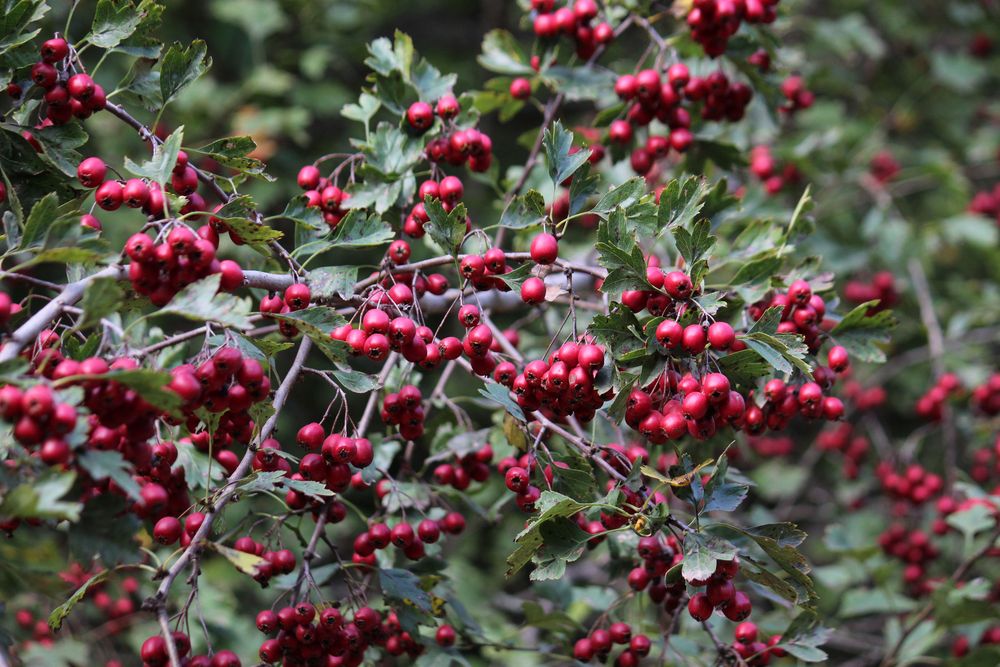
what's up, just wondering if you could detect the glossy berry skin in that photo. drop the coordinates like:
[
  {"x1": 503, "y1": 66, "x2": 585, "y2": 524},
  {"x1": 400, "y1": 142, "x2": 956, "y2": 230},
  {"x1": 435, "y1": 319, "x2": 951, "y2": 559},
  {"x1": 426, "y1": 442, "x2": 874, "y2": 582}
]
[
  {"x1": 707, "y1": 321, "x2": 736, "y2": 349},
  {"x1": 663, "y1": 271, "x2": 693, "y2": 299},
  {"x1": 77, "y1": 157, "x2": 107, "y2": 188},
  {"x1": 530, "y1": 233, "x2": 558, "y2": 265},
  {"x1": 435, "y1": 624, "x2": 456, "y2": 647},
  {"x1": 521, "y1": 277, "x2": 546, "y2": 305},
  {"x1": 406, "y1": 101, "x2": 434, "y2": 132},
  {"x1": 688, "y1": 592, "x2": 713, "y2": 621},
  {"x1": 827, "y1": 345, "x2": 850, "y2": 372},
  {"x1": 722, "y1": 591, "x2": 752, "y2": 622},
  {"x1": 510, "y1": 77, "x2": 532, "y2": 99},
  {"x1": 40, "y1": 38, "x2": 69, "y2": 63},
  {"x1": 153, "y1": 516, "x2": 182, "y2": 545},
  {"x1": 284, "y1": 283, "x2": 311, "y2": 311}
]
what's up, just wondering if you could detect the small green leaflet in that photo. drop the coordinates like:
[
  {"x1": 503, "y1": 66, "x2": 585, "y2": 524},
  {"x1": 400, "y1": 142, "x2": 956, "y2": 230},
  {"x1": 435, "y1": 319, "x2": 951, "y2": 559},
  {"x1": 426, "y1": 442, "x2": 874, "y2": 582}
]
[
  {"x1": 88, "y1": 0, "x2": 145, "y2": 49},
  {"x1": 506, "y1": 491, "x2": 590, "y2": 577},
  {"x1": 424, "y1": 197, "x2": 468, "y2": 255},
  {"x1": 270, "y1": 307, "x2": 350, "y2": 364},
  {"x1": 672, "y1": 218, "x2": 716, "y2": 266},
  {"x1": 157, "y1": 273, "x2": 254, "y2": 329},
  {"x1": 160, "y1": 40, "x2": 211, "y2": 105},
  {"x1": 681, "y1": 532, "x2": 739, "y2": 582},
  {"x1": 543, "y1": 120, "x2": 590, "y2": 186},
  {"x1": 124, "y1": 126, "x2": 183, "y2": 189},
  {"x1": 190, "y1": 135, "x2": 272, "y2": 180},
  {"x1": 477, "y1": 29, "x2": 532, "y2": 75},
  {"x1": 829, "y1": 301, "x2": 896, "y2": 363},
  {"x1": 500, "y1": 189, "x2": 545, "y2": 229},
  {"x1": 0, "y1": 470, "x2": 81, "y2": 521},
  {"x1": 49, "y1": 568, "x2": 112, "y2": 631},
  {"x1": 308, "y1": 266, "x2": 358, "y2": 301},
  {"x1": 478, "y1": 381, "x2": 525, "y2": 422},
  {"x1": 79, "y1": 277, "x2": 125, "y2": 330},
  {"x1": 77, "y1": 450, "x2": 143, "y2": 502}
]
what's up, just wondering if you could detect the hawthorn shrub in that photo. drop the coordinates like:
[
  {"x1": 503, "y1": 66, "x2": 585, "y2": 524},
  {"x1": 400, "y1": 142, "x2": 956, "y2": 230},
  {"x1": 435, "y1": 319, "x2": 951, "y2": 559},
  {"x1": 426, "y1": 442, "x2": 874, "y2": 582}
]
[{"x1": 0, "y1": 1, "x2": 998, "y2": 666}]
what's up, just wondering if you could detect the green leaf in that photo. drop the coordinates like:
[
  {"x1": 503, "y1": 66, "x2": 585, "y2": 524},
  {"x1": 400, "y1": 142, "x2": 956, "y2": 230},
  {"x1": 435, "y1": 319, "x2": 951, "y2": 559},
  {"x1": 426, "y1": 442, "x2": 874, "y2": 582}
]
[
  {"x1": 380, "y1": 568, "x2": 433, "y2": 613},
  {"x1": 101, "y1": 369, "x2": 182, "y2": 413},
  {"x1": 424, "y1": 197, "x2": 468, "y2": 255},
  {"x1": 702, "y1": 448, "x2": 749, "y2": 512},
  {"x1": 741, "y1": 331, "x2": 812, "y2": 375},
  {"x1": 592, "y1": 177, "x2": 647, "y2": 218},
  {"x1": 358, "y1": 122, "x2": 423, "y2": 178},
  {"x1": 89, "y1": 0, "x2": 144, "y2": 49},
  {"x1": 479, "y1": 381, "x2": 525, "y2": 422},
  {"x1": 157, "y1": 273, "x2": 254, "y2": 329},
  {"x1": 729, "y1": 522, "x2": 816, "y2": 606},
  {"x1": 78, "y1": 277, "x2": 124, "y2": 330},
  {"x1": 111, "y1": 0, "x2": 162, "y2": 57},
  {"x1": 67, "y1": 494, "x2": 140, "y2": 565},
  {"x1": 776, "y1": 615, "x2": 831, "y2": 663},
  {"x1": 48, "y1": 568, "x2": 112, "y2": 631},
  {"x1": 596, "y1": 214, "x2": 649, "y2": 293},
  {"x1": 588, "y1": 305, "x2": 645, "y2": 361},
  {"x1": 500, "y1": 189, "x2": 545, "y2": 229},
  {"x1": 215, "y1": 215, "x2": 283, "y2": 251},
  {"x1": 205, "y1": 541, "x2": 269, "y2": 576},
  {"x1": 507, "y1": 491, "x2": 590, "y2": 577},
  {"x1": 829, "y1": 301, "x2": 897, "y2": 363},
  {"x1": 271, "y1": 307, "x2": 350, "y2": 364},
  {"x1": 190, "y1": 135, "x2": 271, "y2": 180},
  {"x1": 543, "y1": 120, "x2": 590, "y2": 186},
  {"x1": 672, "y1": 218, "x2": 716, "y2": 266},
  {"x1": 681, "y1": 532, "x2": 739, "y2": 582},
  {"x1": 411, "y1": 58, "x2": 456, "y2": 102},
  {"x1": 342, "y1": 91, "x2": 381, "y2": 127},
  {"x1": 19, "y1": 192, "x2": 58, "y2": 249},
  {"x1": 544, "y1": 66, "x2": 617, "y2": 102},
  {"x1": 308, "y1": 266, "x2": 358, "y2": 302},
  {"x1": 277, "y1": 194, "x2": 324, "y2": 230},
  {"x1": 946, "y1": 504, "x2": 997, "y2": 543},
  {"x1": 160, "y1": 39, "x2": 211, "y2": 104},
  {"x1": 331, "y1": 209, "x2": 395, "y2": 248},
  {"x1": 76, "y1": 450, "x2": 142, "y2": 502},
  {"x1": 365, "y1": 30, "x2": 414, "y2": 80},
  {"x1": 477, "y1": 29, "x2": 532, "y2": 75},
  {"x1": 839, "y1": 589, "x2": 917, "y2": 617},
  {"x1": 658, "y1": 176, "x2": 709, "y2": 233},
  {"x1": 124, "y1": 126, "x2": 183, "y2": 189},
  {"x1": 0, "y1": 470, "x2": 81, "y2": 521},
  {"x1": 35, "y1": 123, "x2": 89, "y2": 177},
  {"x1": 495, "y1": 262, "x2": 533, "y2": 291},
  {"x1": 784, "y1": 186, "x2": 814, "y2": 241},
  {"x1": 332, "y1": 368, "x2": 377, "y2": 393}
]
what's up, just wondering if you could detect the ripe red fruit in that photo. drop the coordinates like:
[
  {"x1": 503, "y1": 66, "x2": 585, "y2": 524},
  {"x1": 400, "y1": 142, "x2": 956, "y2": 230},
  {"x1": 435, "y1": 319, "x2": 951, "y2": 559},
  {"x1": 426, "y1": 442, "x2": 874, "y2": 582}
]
[
  {"x1": 663, "y1": 271, "x2": 693, "y2": 299},
  {"x1": 656, "y1": 319, "x2": 683, "y2": 349},
  {"x1": 77, "y1": 157, "x2": 107, "y2": 188},
  {"x1": 67, "y1": 73, "x2": 96, "y2": 100},
  {"x1": 510, "y1": 77, "x2": 531, "y2": 99},
  {"x1": 406, "y1": 101, "x2": 434, "y2": 132},
  {"x1": 788, "y1": 279, "x2": 812, "y2": 305},
  {"x1": 435, "y1": 94, "x2": 460, "y2": 119},
  {"x1": 609, "y1": 119, "x2": 633, "y2": 144},
  {"x1": 521, "y1": 276, "x2": 546, "y2": 304},
  {"x1": 530, "y1": 233, "x2": 558, "y2": 265},
  {"x1": 827, "y1": 345, "x2": 850, "y2": 372},
  {"x1": 707, "y1": 321, "x2": 736, "y2": 349},
  {"x1": 681, "y1": 324, "x2": 707, "y2": 354},
  {"x1": 284, "y1": 283, "x2": 311, "y2": 311},
  {"x1": 439, "y1": 175, "x2": 464, "y2": 203},
  {"x1": 688, "y1": 592, "x2": 713, "y2": 621},
  {"x1": 722, "y1": 591, "x2": 752, "y2": 621},
  {"x1": 574, "y1": 638, "x2": 594, "y2": 661},
  {"x1": 435, "y1": 624, "x2": 456, "y2": 647},
  {"x1": 40, "y1": 38, "x2": 69, "y2": 63},
  {"x1": 153, "y1": 517, "x2": 183, "y2": 545},
  {"x1": 297, "y1": 165, "x2": 321, "y2": 190},
  {"x1": 95, "y1": 180, "x2": 123, "y2": 210},
  {"x1": 218, "y1": 260, "x2": 244, "y2": 291}
]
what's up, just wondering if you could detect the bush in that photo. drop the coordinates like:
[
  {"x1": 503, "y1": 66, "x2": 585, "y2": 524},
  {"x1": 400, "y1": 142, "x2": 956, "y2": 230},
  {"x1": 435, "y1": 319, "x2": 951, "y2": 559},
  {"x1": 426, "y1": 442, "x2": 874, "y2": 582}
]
[{"x1": 0, "y1": 0, "x2": 997, "y2": 665}]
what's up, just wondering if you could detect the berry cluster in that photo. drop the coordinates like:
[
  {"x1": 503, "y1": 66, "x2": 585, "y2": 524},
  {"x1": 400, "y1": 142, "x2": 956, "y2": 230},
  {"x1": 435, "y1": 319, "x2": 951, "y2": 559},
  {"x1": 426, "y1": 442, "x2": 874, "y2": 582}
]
[
  {"x1": 876, "y1": 462, "x2": 944, "y2": 507},
  {"x1": 296, "y1": 164, "x2": 352, "y2": 229},
  {"x1": 260, "y1": 282, "x2": 312, "y2": 337},
  {"x1": 611, "y1": 65, "x2": 753, "y2": 174},
  {"x1": 141, "y1": 633, "x2": 241, "y2": 667},
  {"x1": 572, "y1": 623, "x2": 651, "y2": 665},
  {"x1": 529, "y1": 0, "x2": 615, "y2": 60},
  {"x1": 351, "y1": 512, "x2": 466, "y2": 566},
  {"x1": 968, "y1": 182, "x2": 1000, "y2": 225},
  {"x1": 915, "y1": 372, "x2": 962, "y2": 421},
  {"x1": 748, "y1": 280, "x2": 835, "y2": 354},
  {"x1": 687, "y1": 557, "x2": 753, "y2": 623},
  {"x1": 431, "y1": 442, "x2": 493, "y2": 491},
  {"x1": 125, "y1": 226, "x2": 244, "y2": 306},
  {"x1": 971, "y1": 373, "x2": 1000, "y2": 415},
  {"x1": 817, "y1": 423, "x2": 869, "y2": 479},
  {"x1": 778, "y1": 76, "x2": 815, "y2": 115},
  {"x1": 510, "y1": 339, "x2": 607, "y2": 423},
  {"x1": 729, "y1": 622, "x2": 787, "y2": 666},
  {"x1": 843, "y1": 272, "x2": 900, "y2": 312},
  {"x1": 19, "y1": 37, "x2": 107, "y2": 126},
  {"x1": 687, "y1": 0, "x2": 780, "y2": 57},
  {"x1": 402, "y1": 176, "x2": 468, "y2": 238},
  {"x1": 878, "y1": 524, "x2": 940, "y2": 596},
  {"x1": 749, "y1": 145, "x2": 802, "y2": 195}
]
